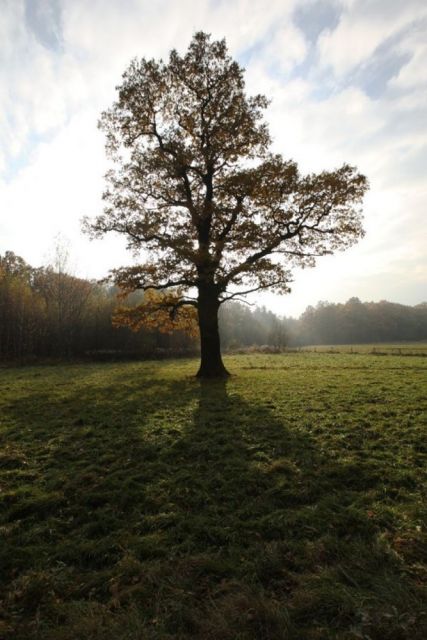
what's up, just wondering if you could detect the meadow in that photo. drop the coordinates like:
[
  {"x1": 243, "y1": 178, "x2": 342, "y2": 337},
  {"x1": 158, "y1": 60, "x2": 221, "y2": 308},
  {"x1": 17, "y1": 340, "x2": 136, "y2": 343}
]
[{"x1": 0, "y1": 352, "x2": 426, "y2": 639}]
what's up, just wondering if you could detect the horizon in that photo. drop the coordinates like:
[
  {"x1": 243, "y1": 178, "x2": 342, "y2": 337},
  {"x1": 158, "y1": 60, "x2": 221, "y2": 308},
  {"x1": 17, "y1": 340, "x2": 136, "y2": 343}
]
[
  {"x1": 2, "y1": 242, "x2": 425, "y2": 322},
  {"x1": 1, "y1": 0, "x2": 426, "y2": 317}
]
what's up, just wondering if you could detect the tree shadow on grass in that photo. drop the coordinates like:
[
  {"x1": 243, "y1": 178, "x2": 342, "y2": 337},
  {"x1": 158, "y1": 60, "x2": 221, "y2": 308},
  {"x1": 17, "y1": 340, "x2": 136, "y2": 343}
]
[{"x1": 0, "y1": 370, "x2": 424, "y2": 639}]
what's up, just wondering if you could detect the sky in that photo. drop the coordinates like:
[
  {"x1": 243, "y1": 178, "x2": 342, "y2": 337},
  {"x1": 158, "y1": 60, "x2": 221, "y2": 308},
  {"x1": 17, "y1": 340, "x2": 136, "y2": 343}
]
[{"x1": 1, "y1": 0, "x2": 426, "y2": 317}]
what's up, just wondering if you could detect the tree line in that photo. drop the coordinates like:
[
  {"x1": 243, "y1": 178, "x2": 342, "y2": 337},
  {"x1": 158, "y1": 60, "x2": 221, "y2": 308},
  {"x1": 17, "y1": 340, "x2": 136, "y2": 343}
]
[
  {"x1": 0, "y1": 251, "x2": 194, "y2": 362},
  {"x1": 220, "y1": 298, "x2": 427, "y2": 349},
  {"x1": 1, "y1": 251, "x2": 425, "y2": 362},
  {"x1": 291, "y1": 298, "x2": 427, "y2": 346}
]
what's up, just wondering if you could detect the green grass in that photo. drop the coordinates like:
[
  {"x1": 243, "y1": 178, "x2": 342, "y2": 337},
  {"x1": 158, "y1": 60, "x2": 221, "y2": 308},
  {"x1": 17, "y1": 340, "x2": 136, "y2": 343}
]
[
  {"x1": 0, "y1": 353, "x2": 426, "y2": 639},
  {"x1": 297, "y1": 344, "x2": 427, "y2": 356}
]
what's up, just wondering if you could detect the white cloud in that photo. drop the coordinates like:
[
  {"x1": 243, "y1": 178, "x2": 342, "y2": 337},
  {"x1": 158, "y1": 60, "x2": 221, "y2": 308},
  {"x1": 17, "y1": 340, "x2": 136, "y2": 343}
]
[
  {"x1": 390, "y1": 20, "x2": 427, "y2": 89},
  {"x1": 257, "y1": 23, "x2": 308, "y2": 74},
  {"x1": 205, "y1": 0, "x2": 299, "y2": 53},
  {"x1": 317, "y1": 0, "x2": 427, "y2": 77},
  {"x1": 0, "y1": 110, "x2": 131, "y2": 277}
]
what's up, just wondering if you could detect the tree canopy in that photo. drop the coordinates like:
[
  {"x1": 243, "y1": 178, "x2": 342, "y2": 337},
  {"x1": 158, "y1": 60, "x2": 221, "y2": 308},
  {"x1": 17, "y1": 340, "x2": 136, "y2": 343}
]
[{"x1": 86, "y1": 32, "x2": 368, "y2": 377}]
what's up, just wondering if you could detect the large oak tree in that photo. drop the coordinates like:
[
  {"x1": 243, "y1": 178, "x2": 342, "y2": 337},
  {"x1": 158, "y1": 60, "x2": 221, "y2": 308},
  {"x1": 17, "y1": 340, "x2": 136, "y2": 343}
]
[{"x1": 86, "y1": 32, "x2": 368, "y2": 378}]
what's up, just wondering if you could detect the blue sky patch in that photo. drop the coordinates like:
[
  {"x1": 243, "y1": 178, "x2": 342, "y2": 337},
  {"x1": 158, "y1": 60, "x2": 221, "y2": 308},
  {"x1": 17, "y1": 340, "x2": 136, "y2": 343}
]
[
  {"x1": 293, "y1": 0, "x2": 342, "y2": 43},
  {"x1": 24, "y1": 0, "x2": 63, "y2": 52}
]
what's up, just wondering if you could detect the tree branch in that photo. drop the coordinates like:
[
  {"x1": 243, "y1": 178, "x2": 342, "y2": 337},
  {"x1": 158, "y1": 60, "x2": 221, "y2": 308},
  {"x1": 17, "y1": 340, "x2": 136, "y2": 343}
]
[{"x1": 219, "y1": 279, "x2": 289, "y2": 304}]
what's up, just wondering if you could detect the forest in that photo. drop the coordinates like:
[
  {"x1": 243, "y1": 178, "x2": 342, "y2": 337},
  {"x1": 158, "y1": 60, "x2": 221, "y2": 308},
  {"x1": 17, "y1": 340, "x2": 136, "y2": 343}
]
[{"x1": 1, "y1": 250, "x2": 425, "y2": 362}]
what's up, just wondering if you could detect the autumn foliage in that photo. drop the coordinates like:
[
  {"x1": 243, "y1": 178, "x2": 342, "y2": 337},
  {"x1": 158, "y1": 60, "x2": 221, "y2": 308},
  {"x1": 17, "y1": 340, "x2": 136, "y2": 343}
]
[{"x1": 113, "y1": 289, "x2": 199, "y2": 337}]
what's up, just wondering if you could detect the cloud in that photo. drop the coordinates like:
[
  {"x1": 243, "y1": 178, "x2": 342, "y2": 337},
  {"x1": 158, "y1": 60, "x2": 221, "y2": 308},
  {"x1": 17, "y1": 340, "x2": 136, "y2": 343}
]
[
  {"x1": 317, "y1": 0, "x2": 427, "y2": 77},
  {"x1": 0, "y1": 1, "x2": 89, "y2": 177},
  {"x1": 258, "y1": 23, "x2": 308, "y2": 75},
  {"x1": 0, "y1": 110, "x2": 131, "y2": 276},
  {"x1": 390, "y1": 18, "x2": 427, "y2": 89},
  {"x1": 347, "y1": 36, "x2": 412, "y2": 99}
]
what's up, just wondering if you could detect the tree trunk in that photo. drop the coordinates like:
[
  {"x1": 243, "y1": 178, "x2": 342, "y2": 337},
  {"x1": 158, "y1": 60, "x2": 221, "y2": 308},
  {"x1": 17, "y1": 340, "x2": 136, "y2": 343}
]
[{"x1": 196, "y1": 287, "x2": 230, "y2": 378}]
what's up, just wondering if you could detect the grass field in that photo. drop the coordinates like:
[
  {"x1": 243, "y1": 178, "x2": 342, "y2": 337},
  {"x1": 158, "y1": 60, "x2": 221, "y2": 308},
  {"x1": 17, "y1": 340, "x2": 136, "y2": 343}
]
[
  {"x1": 0, "y1": 353, "x2": 426, "y2": 639},
  {"x1": 297, "y1": 344, "x2": 427, "y2": 356}
]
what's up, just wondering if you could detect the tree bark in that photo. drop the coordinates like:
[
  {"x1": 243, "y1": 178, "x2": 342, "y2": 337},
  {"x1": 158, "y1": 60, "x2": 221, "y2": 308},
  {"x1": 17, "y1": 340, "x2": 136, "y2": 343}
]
[{"x1": 196, "y1": 286, "x2": 230, "y2": 378}]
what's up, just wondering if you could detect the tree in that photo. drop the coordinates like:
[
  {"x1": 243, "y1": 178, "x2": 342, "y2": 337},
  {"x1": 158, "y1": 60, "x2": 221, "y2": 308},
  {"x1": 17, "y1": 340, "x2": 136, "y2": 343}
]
[
  {"x1": 0, "y1": 252, "x2": 35, "y2": 359},
  {"x1": 85, "y1": 32, "x2": 368, "y2": 378}
]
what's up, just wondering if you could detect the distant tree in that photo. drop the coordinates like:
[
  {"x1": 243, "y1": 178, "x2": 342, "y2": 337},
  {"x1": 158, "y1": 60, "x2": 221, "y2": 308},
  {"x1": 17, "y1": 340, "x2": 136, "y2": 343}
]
[
  {"x1": 0, "y1": 252, "x2": 41, "y2": 359},
  {"x1": 30, "y1": 238, "x2": 91, "y2": 355},
  {"x1": 85, "y1": 32, "x2": 368, "y2": 377},
  {"x1": 33, "y1": 268, "x2": 92, "y2": 356},
  {"x1": 267, "y1": 314, "x2": 288, "y2": 349}
]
